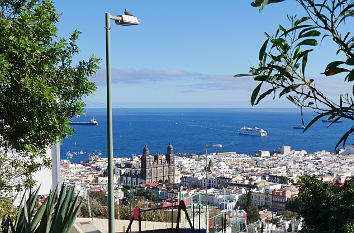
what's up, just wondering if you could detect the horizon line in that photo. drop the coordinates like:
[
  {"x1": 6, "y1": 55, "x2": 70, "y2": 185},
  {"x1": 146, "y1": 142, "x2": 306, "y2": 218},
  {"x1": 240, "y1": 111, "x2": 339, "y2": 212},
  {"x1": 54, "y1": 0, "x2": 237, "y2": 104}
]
[{"x1": 84, "y1": 107, "x2": 300, "y2": 109}]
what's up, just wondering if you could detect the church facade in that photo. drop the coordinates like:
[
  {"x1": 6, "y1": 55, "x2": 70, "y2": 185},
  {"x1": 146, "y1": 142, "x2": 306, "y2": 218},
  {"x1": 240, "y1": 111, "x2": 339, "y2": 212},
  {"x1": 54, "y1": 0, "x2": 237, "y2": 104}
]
[
  {"x1": 141, "y1": 144, "x2": 175, "y2": 184},
  {"x1": 118, "y1": 144, "x2": 175, "y2": 185}
]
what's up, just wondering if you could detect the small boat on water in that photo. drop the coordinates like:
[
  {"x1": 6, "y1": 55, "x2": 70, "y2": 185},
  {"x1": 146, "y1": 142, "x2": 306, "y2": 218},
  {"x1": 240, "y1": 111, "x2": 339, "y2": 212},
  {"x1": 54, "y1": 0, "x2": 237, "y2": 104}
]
[
  {"x1": 293, "y1": 106, "x2": 306, "y2": 130},
  {"x1": 293, "y1": 125, "x2": 305, "y2": 129},
  {"x1": 239, "y1": 126, "x2": 267, "y2": 136},
  {"x1": 69, "y1": 118, "x2": 98, "y2": 126},
  {"x1": 322, "y1": 119, "x2": 343, "y2": 123}
]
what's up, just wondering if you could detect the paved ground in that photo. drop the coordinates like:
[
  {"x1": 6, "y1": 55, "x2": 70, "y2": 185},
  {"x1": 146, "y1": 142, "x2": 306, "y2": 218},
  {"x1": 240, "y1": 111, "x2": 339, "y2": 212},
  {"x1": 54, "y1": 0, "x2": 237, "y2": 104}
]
[{"x1": 76, "y1": 221, "x2": 102, "y2": 233}]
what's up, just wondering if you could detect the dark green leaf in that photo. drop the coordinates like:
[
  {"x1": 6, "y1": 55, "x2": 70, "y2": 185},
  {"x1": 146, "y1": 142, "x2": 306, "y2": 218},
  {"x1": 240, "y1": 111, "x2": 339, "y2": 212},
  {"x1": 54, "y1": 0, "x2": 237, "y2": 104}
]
[
  {"x1": 323, "y1": 67, "x2": 349, "y2": 76},
  {"x1": 251, "y1": 82, "x2": 263, "y2": 106},
  {"x1": 259, "y1": 39, "x2": 269, "y2": 61},
  {"x1": 271, "y1": 38, "x2": 286, "y2": 50},
  {"x1": 293, "y1": 46, "x2": 300, "y2": 59},
  {"x1": 302, "y1": 52, "x2": 308, "y2": 76},
  {"x1": 346, "y1": 69, "x2": 354, "y2": 81},
  {"x1": 254, "y1": 75, "x2": 270, "y2": 81},
  {"x1": 326, "y1": 61, "x2": 346, "y2": 70},
  {"x1": 279, "y1": 84, "x2": 300, "y2": 97},
  {"x1": 320, "y1": 34, "x2": 330, "y2": 45},
  {"x1": 298, "y1": 30, "x2": 321, "y2": 38},
  {"x1": 256, "y1": 88, "x2": 274, "y2": 104},
  {"x1": 304, "y1": 112, "x2": 331, "y2": 132},
  {"x1": 234, "y1": 74, "x2": 253, "y2": 77},
  {"x1": 346, "y1": 57, "x2": 354, "y2": 65},
  {"x1": 281, "y1": 24, "x2": 312, "y2": 36},
  {"x1": 298, "y1": 26, "x2": 317, "y2": 38},
  {"x1": 327, "y1": 116, "x2": 343, "y2": 127},
  {"x1": 294, "y1": 17, "x2": 310, "y2": 26},
  {"x1": 340, "y1": 94, "x2": 343, "y2": 108},
  {"x1": 251, "y1": 0, "x2": 286, "y2": 12},
  {"x1": 294, "y1": 49, "x2": 313, "y2": 64},
  {"x1": 251, "y1": 0, "x2": 286, "y2": 7},
  {"x1": 343, "y1": 32, "x2": 351, "y2": 42},
  {"x1": 270, "y1": 65, "x2": 294, "y2": 81},
  {"x1": 335, "y1": 127, "x2": 354, "y2": 149},
  {"x1": 296, "y1": 39, "x2": 318, "y2": 47},
  {"x1": 287, "y1": 95, "x2": 295, "y2": 104},
  {"x1": 270, "y1": 54, "x2": 282, "y2": 61}
]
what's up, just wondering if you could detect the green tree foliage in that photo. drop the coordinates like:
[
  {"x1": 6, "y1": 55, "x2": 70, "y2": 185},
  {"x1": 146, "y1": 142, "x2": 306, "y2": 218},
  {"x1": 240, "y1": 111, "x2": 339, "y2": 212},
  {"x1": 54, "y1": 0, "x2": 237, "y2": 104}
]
[
  {"x1": 0, "y1": 198, "x2": 14, "y2": 220},
  {"x1": 79, "y1": 202, "x2": 90, "y2": 218},
  {"x1": 279, "y1": 176, "x2": 289, "y2": 184},
  {"x1": 116, "y1": 205, "x2": 130, "y2": 220},
  {"x1": 89, "y1": 191, "x2": 107, "y2": 206},
  {"x1": 246, "y1": 204, "x2": 260, "y2": 224},
  {"x1": 285, "y1": 199, "x2": 301, "y2": 214},
  {"x1": 239, "y1": 180, "x2": 260, "y2": 224},
  {"x1": 282, "y1": 210, "x2": 298, "y2": 220},
  {"x1": 236, "y1": 0, "x2": 353, "y2": 148},
  {"x1": 0, "y1": 0, "x2": 99, "y2": 191},
  {"x1": 296, "y1": 176, "x2": 354, "y2": 233},
  {"x1": 239, "y1": 179, "x2": 253, "y2": 210}
]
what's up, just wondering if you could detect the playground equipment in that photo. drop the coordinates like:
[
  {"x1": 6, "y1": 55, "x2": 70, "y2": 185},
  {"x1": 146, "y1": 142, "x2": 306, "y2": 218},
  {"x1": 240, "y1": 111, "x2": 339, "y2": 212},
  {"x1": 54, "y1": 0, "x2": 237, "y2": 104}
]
[{"x1": 125, "y1": 200, "x2": 196, "y2": 233}]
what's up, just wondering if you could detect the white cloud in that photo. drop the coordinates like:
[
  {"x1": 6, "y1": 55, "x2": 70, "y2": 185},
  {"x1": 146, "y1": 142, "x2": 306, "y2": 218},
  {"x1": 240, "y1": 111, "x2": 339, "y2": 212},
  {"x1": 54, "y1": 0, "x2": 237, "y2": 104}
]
[
  {"x1": 90, "y1": 68, "x2": 351, "y2": 97},
  {"x1": 91, "y1": 68, "x2": 258, "y2": 92}
]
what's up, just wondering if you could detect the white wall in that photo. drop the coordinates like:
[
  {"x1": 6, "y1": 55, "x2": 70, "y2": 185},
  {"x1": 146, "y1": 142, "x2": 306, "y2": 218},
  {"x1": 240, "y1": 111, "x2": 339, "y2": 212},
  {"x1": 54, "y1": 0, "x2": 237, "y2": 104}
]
[{"x1": 11, "y1": 142, "x2": 60, "y2": 205}]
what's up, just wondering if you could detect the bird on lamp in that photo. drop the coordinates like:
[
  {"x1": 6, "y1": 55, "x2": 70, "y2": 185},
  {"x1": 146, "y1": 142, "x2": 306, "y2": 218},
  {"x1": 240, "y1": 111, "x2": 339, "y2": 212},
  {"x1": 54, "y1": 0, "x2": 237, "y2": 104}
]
[{"x1": 124, "y1": 9, "x2": 134, "y2": 16}]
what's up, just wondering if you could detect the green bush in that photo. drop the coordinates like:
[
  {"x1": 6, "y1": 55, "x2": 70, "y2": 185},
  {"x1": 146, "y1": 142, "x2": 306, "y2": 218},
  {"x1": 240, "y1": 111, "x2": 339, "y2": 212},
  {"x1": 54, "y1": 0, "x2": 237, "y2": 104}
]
[{"x1": 1, "y1": 185, "x2": 81, "y2": 233}]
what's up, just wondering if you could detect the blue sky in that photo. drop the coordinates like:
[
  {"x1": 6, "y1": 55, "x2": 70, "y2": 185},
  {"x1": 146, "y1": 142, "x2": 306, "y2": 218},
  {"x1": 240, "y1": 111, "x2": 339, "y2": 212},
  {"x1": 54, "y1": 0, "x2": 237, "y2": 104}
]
[{"x1": 54, "y1": 1, "x2": 352, "y2": 108}]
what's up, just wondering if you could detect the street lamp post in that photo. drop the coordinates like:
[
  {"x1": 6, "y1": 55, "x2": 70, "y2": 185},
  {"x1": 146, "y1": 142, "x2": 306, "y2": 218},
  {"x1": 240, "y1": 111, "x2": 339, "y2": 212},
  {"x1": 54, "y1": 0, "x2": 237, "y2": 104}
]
[
  {"x1": 205, "y1": 144, "x2": 222, "y2": 233},
  {"x1": 105, "y1": 11, "x2": 139, "y2": 233}
]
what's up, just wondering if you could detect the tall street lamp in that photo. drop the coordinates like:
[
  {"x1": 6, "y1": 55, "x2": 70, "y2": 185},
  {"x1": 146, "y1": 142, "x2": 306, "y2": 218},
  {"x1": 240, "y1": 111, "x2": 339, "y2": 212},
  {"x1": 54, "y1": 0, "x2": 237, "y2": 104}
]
[
  {"x1": 105, "y1": 11, "x2": 139, "y2": 233},
  {"x1": 205, "y1": 144, "x2": 222, "y2": 232}
]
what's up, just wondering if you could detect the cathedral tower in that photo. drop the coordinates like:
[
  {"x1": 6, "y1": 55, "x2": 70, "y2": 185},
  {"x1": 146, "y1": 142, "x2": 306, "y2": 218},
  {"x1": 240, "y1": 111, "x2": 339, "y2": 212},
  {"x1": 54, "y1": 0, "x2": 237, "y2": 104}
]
[
  {"x1": 166, "y1": 143, "x2": 174, "y2": 164},
  {"x1": 166, "y1": 143, "x2": 175, "y2": 183},
  {"x1": 141, "y1": 145, "x2": 149, "y2": 180}
]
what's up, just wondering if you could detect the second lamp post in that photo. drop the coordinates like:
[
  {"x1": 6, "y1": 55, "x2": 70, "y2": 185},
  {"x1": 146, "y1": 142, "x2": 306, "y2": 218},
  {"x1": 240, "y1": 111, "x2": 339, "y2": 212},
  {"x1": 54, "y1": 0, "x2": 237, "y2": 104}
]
[{"x1": 205, "y1": 144, "x2": 222, "y2": 232}]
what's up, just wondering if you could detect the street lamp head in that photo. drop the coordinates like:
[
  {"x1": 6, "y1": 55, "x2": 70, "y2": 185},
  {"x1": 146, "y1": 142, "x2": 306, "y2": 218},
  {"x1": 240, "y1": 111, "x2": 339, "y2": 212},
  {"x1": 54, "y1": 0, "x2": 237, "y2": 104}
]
[{"x1": 115, "y1": 15, "x2": 139, "y2": 26}]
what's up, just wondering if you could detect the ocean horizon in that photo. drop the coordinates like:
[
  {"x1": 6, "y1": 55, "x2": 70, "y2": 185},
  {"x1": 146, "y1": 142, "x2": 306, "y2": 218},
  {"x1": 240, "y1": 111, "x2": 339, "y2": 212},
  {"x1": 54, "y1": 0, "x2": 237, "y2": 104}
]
[{"x1": 62, "y1": 108, "x2": 353, "y2": 163}]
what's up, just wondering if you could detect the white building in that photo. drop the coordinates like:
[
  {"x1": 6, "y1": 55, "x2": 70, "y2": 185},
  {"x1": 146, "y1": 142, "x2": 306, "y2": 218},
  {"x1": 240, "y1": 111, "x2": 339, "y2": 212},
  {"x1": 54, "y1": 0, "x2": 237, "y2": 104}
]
[
  {"x1": 251, "y1": 190, "x2": 272, "y2": 208},
  {"x1": 258, "y1": 150, "x2": 271, "y2": 157},
  {"x1": 3, "y1": 143, "x2": 61, "y2": 205},
  {"x1": 181, "y1": 175, "x2": 201, "y2": 188},
  {"x1": 340, "y1": 146, "x2": 354, "y2": 155},
  {"x1": 279, "y1": 146, "x2": 291, "y2": 155},
  {"x1": 118, "y1": 168, "x2": 142, "y2": 186}
]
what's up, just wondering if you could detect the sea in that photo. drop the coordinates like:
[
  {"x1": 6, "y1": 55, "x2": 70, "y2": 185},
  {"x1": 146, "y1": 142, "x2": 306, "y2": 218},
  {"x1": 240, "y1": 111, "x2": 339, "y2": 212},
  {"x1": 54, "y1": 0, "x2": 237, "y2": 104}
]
[{"x1": 62, "y1": 108, "x2": 353, "y2": 163}]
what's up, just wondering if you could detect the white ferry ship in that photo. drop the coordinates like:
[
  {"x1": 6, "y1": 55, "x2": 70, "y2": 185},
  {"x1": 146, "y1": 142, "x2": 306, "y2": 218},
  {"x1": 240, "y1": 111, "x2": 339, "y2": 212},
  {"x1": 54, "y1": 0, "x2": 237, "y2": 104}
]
[
  {"x1": 69, "y1": 118, "x2": 98, "y2": 126},
  {"x1": 239, "y1": 126, "x2": 267, "y2": 136}
]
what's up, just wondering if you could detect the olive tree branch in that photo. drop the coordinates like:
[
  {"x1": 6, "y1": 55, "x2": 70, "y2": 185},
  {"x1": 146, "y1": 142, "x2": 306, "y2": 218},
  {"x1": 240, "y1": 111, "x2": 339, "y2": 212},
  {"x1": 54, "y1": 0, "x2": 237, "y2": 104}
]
[{"x1": 308, "y1": 0, "x2": 354, "y2": 57}]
